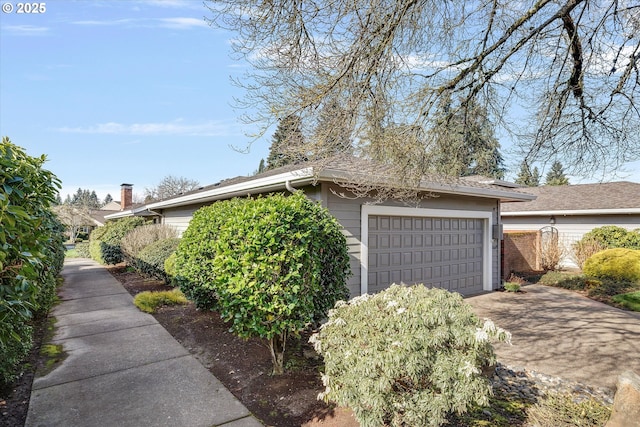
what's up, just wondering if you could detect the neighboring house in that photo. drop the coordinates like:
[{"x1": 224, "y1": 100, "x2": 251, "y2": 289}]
[
  {"x1": 106, "y1": 159, "x2": 533, "y2": 297},
  {"x1": 501, "y1": 181, "x2": 640, "y2": 268}
]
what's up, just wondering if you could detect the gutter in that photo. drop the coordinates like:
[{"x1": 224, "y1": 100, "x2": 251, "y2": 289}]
[{"x1": 502, "y1": 208, "x2": 640, "y2": 216}]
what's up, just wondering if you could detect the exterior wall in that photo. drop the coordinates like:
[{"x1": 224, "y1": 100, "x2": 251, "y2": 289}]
[
  {"x1": 502, "y1": 214, "x2": 640, "y2": 268},
  {"x1": 160, "y1": 204, "x2": 209, "y2": 236},
  {"x1": 160, "y1": 185, "x2": 323, "y2": 237},
  {"x1": 323, "y1": 183, "x2": 501, "y2": 297},
  {"x1": 158, "y1": 183, "x2": 504, "y2": 297}
]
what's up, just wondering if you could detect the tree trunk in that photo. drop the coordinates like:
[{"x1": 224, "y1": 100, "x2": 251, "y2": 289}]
[{"x1": 268, "y1": 332, "x2": 287, "y2": 375}]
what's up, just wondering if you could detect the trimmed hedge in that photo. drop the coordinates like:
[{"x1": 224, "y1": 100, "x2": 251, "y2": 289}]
[
  {"x1": 583, "y1": 248, "x2": 640, "y2": 283},
  {"x1": 89, "y1": 217, "x2": 146, "y2": 264},
  {"x1": 1, "y1": 137, "x2": 65, "y2": 385},
  {"x1": 580, "y1": 226, "x2": 640, "y2": 250},
  {"x1": 135, "y1": 237, "x2": 181, "y2": 283},
  {"x1": 75, "y1": 242, "x2": 90, "y2": 258},
  {"x1": 164, "y1": 252, "x2": 177, "y2": 286},
  {"x1": 175, "y1": 192, "x2": 351, "y2": 374}
]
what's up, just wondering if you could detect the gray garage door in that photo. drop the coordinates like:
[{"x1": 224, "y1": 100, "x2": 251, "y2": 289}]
[{"x1": 367, "y1": 215, "x2": 484, "y2": 295}]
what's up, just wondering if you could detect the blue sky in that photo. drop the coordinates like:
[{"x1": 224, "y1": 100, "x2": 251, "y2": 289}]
[
  {"x1": 1, "y1": 0, "x2": 269, "y2": 201},
  {"x1": 1, "y1": 0, "x2": 638, "y2": 202}
]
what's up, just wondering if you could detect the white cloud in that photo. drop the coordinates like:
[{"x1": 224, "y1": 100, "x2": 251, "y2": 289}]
[
  {"x1": 158, "y1": 18, "x2": 208, "y2": 29},
  {"x1": 72, "y1": 17, "x2": 207, "y2": 30},
  {"x1": 3, "y1": 25, "x2": 50, "y2": 36},
  {"x1": 135, "y1": 0, "x2": 203, "y2": 9},
  {"x1": 56, "y1": 119, "x2": 239, "y2": 137}
]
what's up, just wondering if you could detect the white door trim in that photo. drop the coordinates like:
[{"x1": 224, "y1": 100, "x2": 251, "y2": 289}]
[{"x1": 360, "y1": 205, "x2": 493, "y2": 295}]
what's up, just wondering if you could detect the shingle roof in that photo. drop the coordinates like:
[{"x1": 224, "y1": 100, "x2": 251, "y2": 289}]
[
  {"x1": 144, "y1": 156, "x2": 534, "y2": 209},
  {"x1": 501, "y1": 181, "x2": 640, "y2": 213}
]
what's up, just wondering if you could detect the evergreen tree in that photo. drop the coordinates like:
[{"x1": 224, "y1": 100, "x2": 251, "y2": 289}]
[
  {"x1": 103, "y1": 194, "x2": 113, "y2": 205},
  {"x1": 430, "y1": 98, "x2": 505, "y2": 179},
  {"x1": 69, "y1": 188, "x2": 100, "y2": 209},
  {"x1": 313, "y1": 98, "x2": 353, "y2": 158},
  {"x1": 531, "y1": 167, "x2": 541, "y2": 186},
  {"x1": 545, "y1": 161, "x2": 570, "y2": 186},
  {"x1": 257, "y1": 159, "x2": 265, "y2": 174},
  {"x1": 266, "y1": 115, "x2": 306, "y2": 170},
  {"x1": 515, "y1": 161, "x2": 541, "y2": 187}
]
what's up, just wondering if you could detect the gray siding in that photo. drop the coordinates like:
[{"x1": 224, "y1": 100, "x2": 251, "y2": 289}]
[
  {"x1": 323, "y1": 184, "x2": 500, "y2": 297},
  {"x1": 161, "y1": 204, "x2": 208, "y2": 236}
]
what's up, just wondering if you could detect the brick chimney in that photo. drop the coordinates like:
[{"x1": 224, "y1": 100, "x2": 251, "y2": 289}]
[{"x1": 120, "y1": 183, "x2": 133, "y2": 211}]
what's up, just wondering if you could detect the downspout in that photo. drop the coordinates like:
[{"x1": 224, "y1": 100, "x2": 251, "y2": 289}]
[{"x1": 285, "y1": 180, "x2": 297, "y2": 193}]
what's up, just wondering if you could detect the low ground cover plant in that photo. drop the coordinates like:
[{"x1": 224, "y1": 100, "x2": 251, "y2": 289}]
[
  {"x1": 175, "y1": 192, "x2": 350, "y2": 374},
  {"x1": 611, "y1": 291, "x2": 640, "y2": 312},
  {"x1": 525, "y1": 392, "x2": 611, "y2": 427},
  {"x1": 310, "y1": 284, "x2": 511, "y2": 427},
  {"x1": 133, "y1": 289, "x2": 188, "y2": 313},
  {"x1": 503, "y1": 282, "x2": 521, "y2": 292}
]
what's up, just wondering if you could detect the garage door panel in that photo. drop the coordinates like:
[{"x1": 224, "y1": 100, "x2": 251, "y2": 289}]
[{"x1": 368, "y1": 214, "x2": 484, "y2": 295}]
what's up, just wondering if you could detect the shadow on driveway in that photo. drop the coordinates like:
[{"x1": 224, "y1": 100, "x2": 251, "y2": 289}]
[{"x1": 467, "y1": 284, "x2": 640, "y2": 391}]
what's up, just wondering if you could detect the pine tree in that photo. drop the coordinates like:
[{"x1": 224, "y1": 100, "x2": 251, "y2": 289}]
[
  {"x1": 515, "y1": 162, "x2": 541, "y2": 187},
  {"x1": 266, "y1": 115, "x2": 306, "y2": 170},
  {"x1": 545, "y1": 161, "x2": 570, "y2": 186},
  {"x1": 531, "y1": 167, "x2": 541, "y2": 186},
  {"x1": 104, "y1": 194, "x2": 113, "y2": 205},
  {"x1": 313, "y1": 98, "x2": 353, "y2": 158},
  {"x1": 430, "y1": 98, "x2": 505, "y2": 179}
]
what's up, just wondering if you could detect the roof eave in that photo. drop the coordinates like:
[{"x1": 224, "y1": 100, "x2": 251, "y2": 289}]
[
  {"x1": 146, "y1": 168, "x2": 316, "y2": 210},
  {"x1": 502, "y1": 208, "x2": 640, "y2": 216}
]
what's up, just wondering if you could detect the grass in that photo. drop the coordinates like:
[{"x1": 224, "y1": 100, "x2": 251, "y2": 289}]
[
  {"x1": 611, "y1": 291, "x2": 640, "y2": 312},
  {"x1": 133, "y1": 289, "x2": 188, "y2": 313},
  {"x1": 525, "y1": 392, "x2": 611, "y2": 427},
  {"x1": 64, "y1": 249, "x2": 79, "y2": 258},
  {"x1": 448, "y1": 389, "x2": 611, "y2": 427}
]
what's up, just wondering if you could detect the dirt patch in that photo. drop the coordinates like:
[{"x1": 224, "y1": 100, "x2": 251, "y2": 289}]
[{"x1": 106, "y1": 264, "x2": 359, "y2": 427}]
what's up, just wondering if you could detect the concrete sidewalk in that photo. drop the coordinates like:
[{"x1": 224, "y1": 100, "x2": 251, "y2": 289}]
[
  {"x1": 26, "y1": 258, "x2": 262, "y2": 427},
  {"x1": 468, "y1": 284, "x2": 640, "y2": 391}
]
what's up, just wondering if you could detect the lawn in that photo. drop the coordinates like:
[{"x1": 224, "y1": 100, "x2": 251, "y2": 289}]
[{"x1": 612, "y1": 291, "x2": 640, "y2": 312}]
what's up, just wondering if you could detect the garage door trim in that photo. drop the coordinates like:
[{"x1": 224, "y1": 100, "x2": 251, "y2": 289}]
[{"x1": 360, "y1": 205, "x2": 493, "y2": 295}]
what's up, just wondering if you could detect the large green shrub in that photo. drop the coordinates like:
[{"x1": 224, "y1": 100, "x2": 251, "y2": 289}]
[
  {"x1": 1, "y1": 137, "x2": 65, "y2": 384},
  {"x1": 75, "y1": 242, "x2": 90, "y2": 258},
  {"x1": 310, "y1": 284, "x2": 511, "y2": 427},
  {"x1": 89, "y1": 217, "x2": 146, "y2": 264},
  {"x1": 121, "y1": 224, "x2": 178, "y2": 265},
  {"x1": 175, "y1": 197, "x2": 246, "y2": 309},
  {"x1": 135, "y1": 237, "x2": 181, "y2": 283},
  {"x1": 164, "y1": 252, "x2": 177, "y2": 286},
  {"x1": 583, "y1": 248, "x2": 640, "y2": 283},
  {"x1": 175, "y1": 192, "x2": 350, "y2": 374},
  {"x1": 580, "y1": 226, "x2": 640, "y2": 250}
]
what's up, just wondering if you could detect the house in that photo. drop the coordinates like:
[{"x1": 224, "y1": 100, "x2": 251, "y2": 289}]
[
  {"x1": 501, "y1": 181, "x2": 640, "y2": 268},
  {"x1": 106, "y1": 159, "x2": 533, "y2": 297}
]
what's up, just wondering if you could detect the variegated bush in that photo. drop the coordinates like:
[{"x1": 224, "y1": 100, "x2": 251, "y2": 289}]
[{"x1": 310, "y1": 284, "x2": 511, "y2": 427}]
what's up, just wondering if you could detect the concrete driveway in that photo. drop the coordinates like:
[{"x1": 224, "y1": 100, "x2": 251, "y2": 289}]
[{"x1": 467, "y1": 284, "x2": 640, "y2": 391}]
